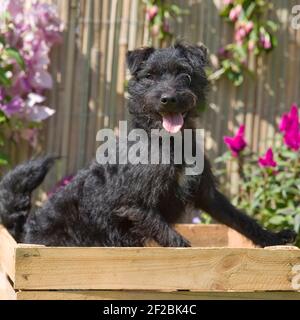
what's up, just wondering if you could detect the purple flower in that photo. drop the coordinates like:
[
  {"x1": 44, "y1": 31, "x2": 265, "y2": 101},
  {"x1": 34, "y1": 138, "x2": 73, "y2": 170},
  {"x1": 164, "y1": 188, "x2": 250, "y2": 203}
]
[
  {"x1": 0, "y1": 96, "x2": 24, "y2": 116},
  {"x1": 24, "y1": 93, "x2": 55, "y2": 122},
  {"x1": 258, "y1": 148, "x2": 277, "y2": 168},
  {"x1": 223, "y1": 125, "x2": 247, "y2": 157},
  {"x1": 279, "y1": 104, "x2": 300, "y2": 151},
  {"x1": 192, "y1": 217, "x2": 201, "y2": 224},
  {"x1": 31, "y1": 3, "x2": 63, "y2": 44}
]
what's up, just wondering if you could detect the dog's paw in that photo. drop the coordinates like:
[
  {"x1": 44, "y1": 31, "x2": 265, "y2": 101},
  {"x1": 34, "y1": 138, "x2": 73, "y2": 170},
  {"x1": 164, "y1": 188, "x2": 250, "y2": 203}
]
[
  {"x1": 260, "y1": 229, "x2": 297, "y2": 247},
  {"x1": 170, "y1": 234, "x2": 191, "y2": 248},
  {"x1": 274, "y1": 229, "x2": 297, "y2": 245}
]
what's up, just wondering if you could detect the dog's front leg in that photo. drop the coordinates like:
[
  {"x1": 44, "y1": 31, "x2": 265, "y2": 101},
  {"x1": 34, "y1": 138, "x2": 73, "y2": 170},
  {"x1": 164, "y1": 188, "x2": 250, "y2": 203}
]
[{"x1": 116, "y1": 207, "x2": 191, "y2": 247}]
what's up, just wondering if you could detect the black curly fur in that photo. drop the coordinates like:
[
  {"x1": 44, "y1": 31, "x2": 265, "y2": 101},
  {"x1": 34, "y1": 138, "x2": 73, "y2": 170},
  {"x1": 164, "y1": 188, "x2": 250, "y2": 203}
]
[{"x1": 0, "y1": 42, "x2": 296, "y2": 247}]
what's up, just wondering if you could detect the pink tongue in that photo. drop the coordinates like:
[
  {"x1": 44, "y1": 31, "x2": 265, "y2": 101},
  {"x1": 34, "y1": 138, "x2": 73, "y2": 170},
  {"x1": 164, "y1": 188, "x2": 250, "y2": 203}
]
[{"x1": 162, "y1": 113, "x2": 184, "y2": 133}]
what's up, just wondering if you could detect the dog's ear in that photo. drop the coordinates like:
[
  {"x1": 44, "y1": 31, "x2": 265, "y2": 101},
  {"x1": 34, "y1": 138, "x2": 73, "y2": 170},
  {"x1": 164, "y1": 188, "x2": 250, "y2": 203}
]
[
  {"x1": 126, "y1": 47, "x2": 155, "y2": 75},
  {"x1": 175, "y1": 42, "x2": 209, "y2": 69}
]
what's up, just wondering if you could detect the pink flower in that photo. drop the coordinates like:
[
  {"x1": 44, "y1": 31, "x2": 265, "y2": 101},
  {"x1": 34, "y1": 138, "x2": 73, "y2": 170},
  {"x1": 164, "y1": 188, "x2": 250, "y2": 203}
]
[
  {"x1": 223, "y1": 125, "x2": 247, "y2": 157},
  {"x1": 245, "y1": 21, "x2": 254, "y2": 34},
  {"x1": 260, "y1": 35, "x2": 272, "y2": 49},
  {"x1": 258, "y1": 148, "x2": 277, "y2": 168},
  {"x1": 146, "y1": 5, "x2": 158, "y2": 21},
  {"x1": 229, "y1": 4, "x2": 242, "y2": 21},
  {"x1": 223, "y1": 0, "x2": 233, "y2": 5},
  {"x1": 235, "y1": 27, "x2": 246, "y2": 43},
  {"x1": 279, "y1": 104, "x2": 300, "y2": 151}
]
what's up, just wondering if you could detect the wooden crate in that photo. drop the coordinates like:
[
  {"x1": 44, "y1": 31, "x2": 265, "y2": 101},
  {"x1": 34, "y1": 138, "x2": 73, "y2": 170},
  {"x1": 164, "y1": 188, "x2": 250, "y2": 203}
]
[{"x1": 1, "y1": 224, "x2": 300, "y2": 300}]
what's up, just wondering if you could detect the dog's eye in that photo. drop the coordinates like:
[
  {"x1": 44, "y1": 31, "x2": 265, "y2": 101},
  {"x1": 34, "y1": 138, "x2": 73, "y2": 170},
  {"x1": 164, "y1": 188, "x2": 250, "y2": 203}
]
[
  {"x1": 145, "y1": 73, "x2": 154, "y2": 80},
  {"x1": 177, "y1": 73, "x2": 192, "y2": 85},
  {"x1": 183, "y1": 74, "x2": 192, "y2": 85}
]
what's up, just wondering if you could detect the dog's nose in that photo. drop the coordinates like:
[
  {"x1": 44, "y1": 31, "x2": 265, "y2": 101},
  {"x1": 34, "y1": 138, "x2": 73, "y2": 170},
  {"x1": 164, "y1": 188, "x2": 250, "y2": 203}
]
[{"x1": 160, "y1": 94, "x2": 177, "y2": 105}]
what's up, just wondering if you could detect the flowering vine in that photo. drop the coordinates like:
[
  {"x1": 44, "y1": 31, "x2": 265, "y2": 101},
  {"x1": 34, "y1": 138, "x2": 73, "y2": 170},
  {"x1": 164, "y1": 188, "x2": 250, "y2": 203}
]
[
  {"x1": 0, "y1": 0, "x2": 63, "y2": 167},
  {"x1": 210, "y1": 0, "x2": 278, "y2": 86}
]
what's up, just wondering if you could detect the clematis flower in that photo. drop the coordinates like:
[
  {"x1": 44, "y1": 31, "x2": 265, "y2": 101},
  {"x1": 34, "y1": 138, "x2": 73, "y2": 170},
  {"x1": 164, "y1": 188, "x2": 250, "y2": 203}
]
[
  {"x1": 258, "y1": 148, "x2": 277, "y2": 168},
  {"x1": 223, "y1": 125, "x2": 247, "y2": 157},
  {"x1": 24, "y1": 93, "x2": 55, "y2": 122},
  {"x1": 0, "y1": 96, "x2": 24, "y2": 116},
  {"x1": 279, "y1": 104, "x2": 300, "y2": 151}
]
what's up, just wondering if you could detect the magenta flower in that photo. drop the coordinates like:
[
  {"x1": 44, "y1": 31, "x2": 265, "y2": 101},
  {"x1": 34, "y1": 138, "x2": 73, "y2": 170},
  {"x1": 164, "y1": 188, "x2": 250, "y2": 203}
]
[
  {"x1": 223, "y1": 125, "x2": 247, "y2": 157},
  {"x1": 279, "y1": 104, "x2": 300, "y2": 151},
  {"x1": 258, "y1": 148, "x2": 277, "y2": 168},
  {"x1": 279, "y1": 104, "x2": 299, "y2": 132}
]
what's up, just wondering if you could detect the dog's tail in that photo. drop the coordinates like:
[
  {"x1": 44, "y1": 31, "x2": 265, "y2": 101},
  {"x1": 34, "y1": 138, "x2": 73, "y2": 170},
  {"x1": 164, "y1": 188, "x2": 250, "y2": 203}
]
[{"x1": 0, "y1": 156, "x2": 56, "y2": 241}]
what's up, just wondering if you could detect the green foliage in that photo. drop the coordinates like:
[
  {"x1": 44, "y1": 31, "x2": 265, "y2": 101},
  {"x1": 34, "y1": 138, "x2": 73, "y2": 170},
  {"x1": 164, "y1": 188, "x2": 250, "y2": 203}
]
[{"x1": 215, "y1": 138, "x2": 300, "y2": 247}]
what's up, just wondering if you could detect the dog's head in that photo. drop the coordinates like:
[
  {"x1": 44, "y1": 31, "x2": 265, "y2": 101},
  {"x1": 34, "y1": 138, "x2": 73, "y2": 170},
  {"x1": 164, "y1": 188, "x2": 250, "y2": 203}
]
[{"x1": 126, "y1": 42, "x2": 209, "y2": 132}]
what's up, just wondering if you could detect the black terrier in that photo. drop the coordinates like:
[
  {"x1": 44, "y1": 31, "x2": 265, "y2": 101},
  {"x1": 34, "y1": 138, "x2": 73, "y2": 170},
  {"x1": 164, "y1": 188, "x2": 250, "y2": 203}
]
[{"x1": 0, "y1": 42, "x2": 296, "y2": 247}]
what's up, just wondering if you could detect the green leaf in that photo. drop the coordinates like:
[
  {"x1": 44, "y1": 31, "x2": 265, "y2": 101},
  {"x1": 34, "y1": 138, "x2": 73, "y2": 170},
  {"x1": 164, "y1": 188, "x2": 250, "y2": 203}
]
[
  {"x1": 4, "y1": 48, "x2": 25, "y2": 69},
  {"x1": 269, "y1": 215, "x2": 286, "y2": 225},
  {"x1": 0, "y1": 68, "x2": 11, "y2": 86},
  {"x1": 0, "y1": 153, "x2": 9, "y2": 166}
]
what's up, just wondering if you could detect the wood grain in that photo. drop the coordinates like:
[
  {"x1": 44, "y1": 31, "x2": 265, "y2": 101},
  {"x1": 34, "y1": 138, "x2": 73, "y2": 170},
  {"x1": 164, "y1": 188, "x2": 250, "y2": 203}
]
[
  {"x1": 0, "y1": 225, "x2": 16, "y2": 282},
  {"x1": 14, "y1": 246, "x2": 300, "y2": 291},
  {"x1": 0, "y1": 270, "x2": 16, "y2": 300},
  {"x1": 16, "y1": 290, "x2": 300, "y2": 300}
]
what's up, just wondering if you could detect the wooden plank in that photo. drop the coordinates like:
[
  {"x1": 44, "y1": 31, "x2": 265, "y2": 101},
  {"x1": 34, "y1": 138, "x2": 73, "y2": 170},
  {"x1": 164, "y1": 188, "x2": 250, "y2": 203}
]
[
  {"x1": 0, "y1": 270, "x2": 16, "y2": 300},
  {"x1": 174, "y1": 224, "x2": 228, "y2": 247},
  {"x1": 0, "y1": 225, "x2": 16, "y2": 282},
  {"x1": 16, "y1": 290, "x2": 300, "y2": 300},
  {"x1": 14, "y1": 246, "x2": 300, "y2": 291}
]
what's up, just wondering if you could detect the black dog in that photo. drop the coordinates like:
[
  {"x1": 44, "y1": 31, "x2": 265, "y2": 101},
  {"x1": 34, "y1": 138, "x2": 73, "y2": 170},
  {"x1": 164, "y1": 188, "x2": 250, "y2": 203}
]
[{"x1": 0, "y1": 42, "x2": 296, "y2": 247}]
